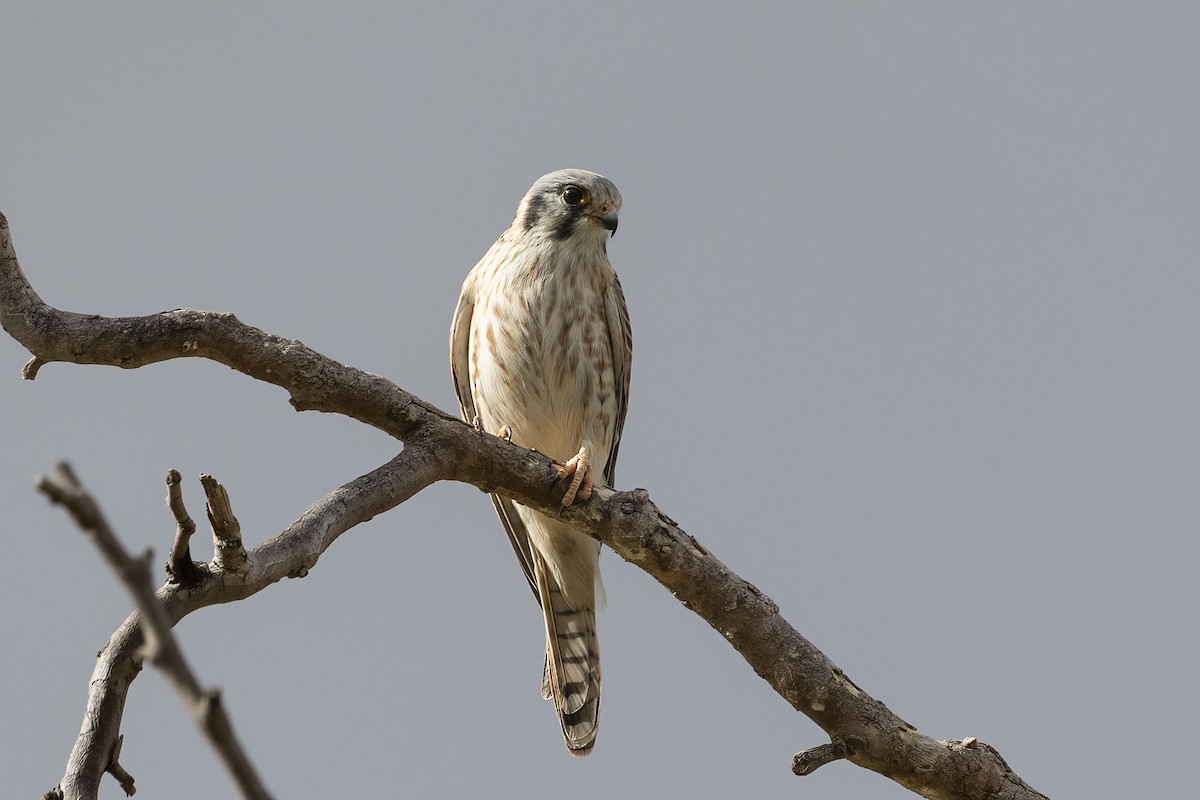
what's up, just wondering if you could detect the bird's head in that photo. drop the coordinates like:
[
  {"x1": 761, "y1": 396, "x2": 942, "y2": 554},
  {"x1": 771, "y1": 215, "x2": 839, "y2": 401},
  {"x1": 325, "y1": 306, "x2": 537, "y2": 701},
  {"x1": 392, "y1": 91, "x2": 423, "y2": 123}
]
[{"x1": 514, "y1": 169, "x2": 621, "y2": 243}]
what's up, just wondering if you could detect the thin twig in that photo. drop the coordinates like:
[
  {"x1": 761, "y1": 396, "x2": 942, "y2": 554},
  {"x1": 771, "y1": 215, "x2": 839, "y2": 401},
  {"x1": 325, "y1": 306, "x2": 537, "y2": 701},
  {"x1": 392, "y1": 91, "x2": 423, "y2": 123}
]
[
  {"x1": 106, "y1": 736, "x2": 135, "y2": 796},
  {"x1": 793, "y1": 740, "x2": 850, "y2": 775},
  {"x1": 165, "y1": 469, "x2": 203, "y2": 585},
  {"x1": 202, "y1": 474, "x2": 247, "y2": 574}
]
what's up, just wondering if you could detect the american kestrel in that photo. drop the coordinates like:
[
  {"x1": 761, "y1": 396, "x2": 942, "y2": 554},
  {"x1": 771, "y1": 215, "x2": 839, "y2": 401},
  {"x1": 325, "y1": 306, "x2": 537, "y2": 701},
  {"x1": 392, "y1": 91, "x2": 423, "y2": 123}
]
[{"x1": 450, "y1": 169, "x2": 632, "y2": 755}]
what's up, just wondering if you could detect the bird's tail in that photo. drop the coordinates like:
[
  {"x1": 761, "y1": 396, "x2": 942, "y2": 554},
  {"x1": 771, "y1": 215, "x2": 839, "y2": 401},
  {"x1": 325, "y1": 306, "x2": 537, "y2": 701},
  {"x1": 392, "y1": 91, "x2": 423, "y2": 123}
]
[{"x1": 536, "y1": 559, "x2": 601, "y2": 756}]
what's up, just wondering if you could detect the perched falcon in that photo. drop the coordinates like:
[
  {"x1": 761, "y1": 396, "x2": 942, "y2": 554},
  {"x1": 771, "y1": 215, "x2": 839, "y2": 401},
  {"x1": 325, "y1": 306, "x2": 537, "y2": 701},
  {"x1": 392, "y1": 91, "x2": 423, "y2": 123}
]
[{"x1": 450, "y1": 169, "x2": 632, "y2": 755}]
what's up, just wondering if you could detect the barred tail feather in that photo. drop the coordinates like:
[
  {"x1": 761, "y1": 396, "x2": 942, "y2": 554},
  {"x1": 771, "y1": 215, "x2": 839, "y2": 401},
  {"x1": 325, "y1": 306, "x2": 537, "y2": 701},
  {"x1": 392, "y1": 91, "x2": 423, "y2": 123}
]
[{"x1": 535, "y1": 557, "x2": 601, "y2": 755}]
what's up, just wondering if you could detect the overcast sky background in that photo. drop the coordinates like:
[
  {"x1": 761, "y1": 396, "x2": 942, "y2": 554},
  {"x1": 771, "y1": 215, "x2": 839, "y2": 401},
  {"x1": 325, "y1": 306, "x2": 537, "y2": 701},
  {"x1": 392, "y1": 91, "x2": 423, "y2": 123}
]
[{"x1": 3, "y1": 4, "x2": 1197, "y2": 798}]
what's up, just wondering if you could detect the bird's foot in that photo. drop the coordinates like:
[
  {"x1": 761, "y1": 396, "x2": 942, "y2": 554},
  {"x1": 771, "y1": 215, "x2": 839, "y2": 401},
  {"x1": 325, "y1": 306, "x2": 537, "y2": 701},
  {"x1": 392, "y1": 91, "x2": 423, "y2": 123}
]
[
  {"x1": 473, "y1": 416, "x2": 514, "y2": 443},
  {"x1": 555, "y1": 443, "x2": 593, "y2": 507}
]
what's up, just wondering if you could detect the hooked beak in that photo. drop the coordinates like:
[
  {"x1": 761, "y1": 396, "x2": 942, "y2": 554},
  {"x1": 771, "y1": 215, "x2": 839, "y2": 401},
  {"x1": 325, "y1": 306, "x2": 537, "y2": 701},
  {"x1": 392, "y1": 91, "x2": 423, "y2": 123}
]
[{"x1": 599, "y1": 209, "x2": 619, "y2": 236}]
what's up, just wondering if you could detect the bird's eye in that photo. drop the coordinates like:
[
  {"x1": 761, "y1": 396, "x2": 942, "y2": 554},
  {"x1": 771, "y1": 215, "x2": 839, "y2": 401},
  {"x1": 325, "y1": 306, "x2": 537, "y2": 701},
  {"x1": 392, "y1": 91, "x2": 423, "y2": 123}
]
[{"x1": 562, "y1": 186, "x2": 587, "y2": 206}]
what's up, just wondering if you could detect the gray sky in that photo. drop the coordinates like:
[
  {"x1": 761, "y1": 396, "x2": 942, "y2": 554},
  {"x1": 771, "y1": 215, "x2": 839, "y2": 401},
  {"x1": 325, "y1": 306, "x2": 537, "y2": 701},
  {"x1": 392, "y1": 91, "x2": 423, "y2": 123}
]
[{"x1": 3, "y1": 4, "x2": 1197, "y2": 798}]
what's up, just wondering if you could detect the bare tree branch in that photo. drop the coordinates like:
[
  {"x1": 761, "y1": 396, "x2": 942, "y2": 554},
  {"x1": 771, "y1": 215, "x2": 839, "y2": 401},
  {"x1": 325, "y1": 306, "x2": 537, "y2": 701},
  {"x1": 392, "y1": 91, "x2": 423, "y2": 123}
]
[
  {"x1": 1, "y1": 212, "x2": 1048, "y2": 800},
  {"x1": 37, "y1": 462, "x2": 274, "y2": 800},
  {"x1": 38, "y1": 448, "x2": 433, "y2": 800}
]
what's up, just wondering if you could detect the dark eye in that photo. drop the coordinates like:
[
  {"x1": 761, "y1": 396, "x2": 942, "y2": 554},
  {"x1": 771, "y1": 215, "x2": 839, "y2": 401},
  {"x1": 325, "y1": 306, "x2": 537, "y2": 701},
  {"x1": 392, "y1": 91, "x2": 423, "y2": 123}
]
[{"x1": 562, "y1": 186, "x2": 587, "y2": 206}]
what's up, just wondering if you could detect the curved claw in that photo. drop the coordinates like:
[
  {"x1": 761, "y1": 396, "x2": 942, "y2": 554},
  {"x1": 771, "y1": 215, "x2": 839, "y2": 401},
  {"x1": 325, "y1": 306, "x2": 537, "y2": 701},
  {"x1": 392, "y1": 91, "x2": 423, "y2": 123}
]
[{"x1": 556, "y1": 443, "x2": 593, "y2": 507}]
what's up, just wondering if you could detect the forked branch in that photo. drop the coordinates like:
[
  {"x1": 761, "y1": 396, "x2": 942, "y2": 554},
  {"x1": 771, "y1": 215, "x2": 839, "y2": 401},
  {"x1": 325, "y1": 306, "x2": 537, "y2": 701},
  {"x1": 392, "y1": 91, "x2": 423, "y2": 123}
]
[{"x1": 37, "y1": 464, "x2": 273, "y2": 800}]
